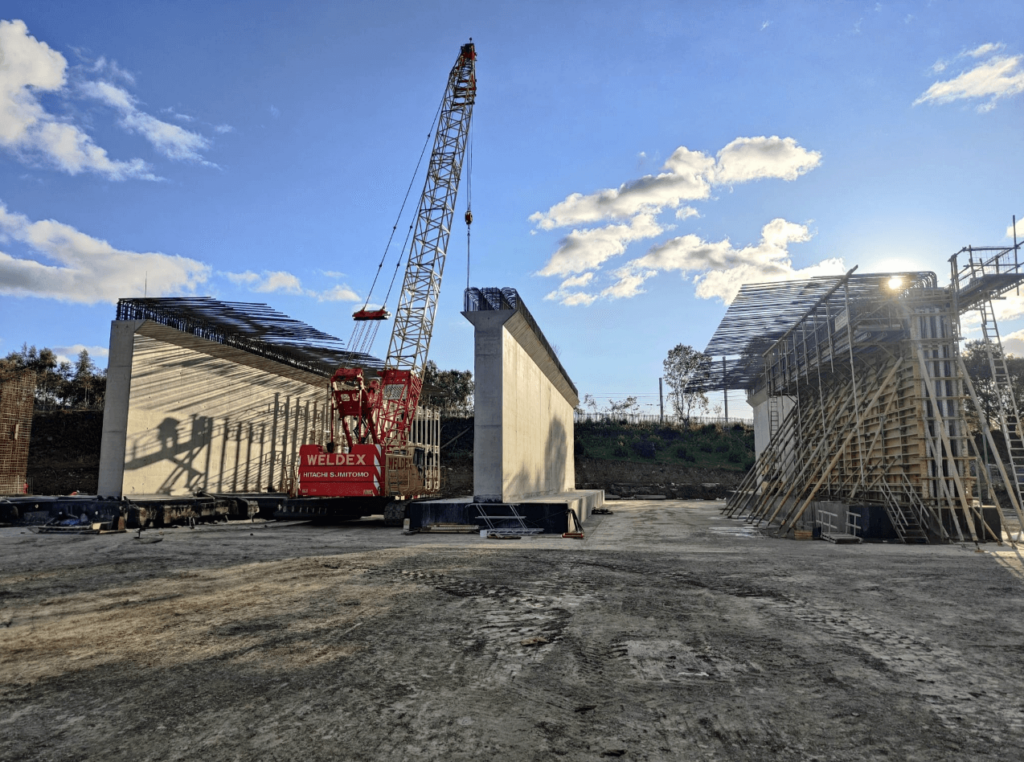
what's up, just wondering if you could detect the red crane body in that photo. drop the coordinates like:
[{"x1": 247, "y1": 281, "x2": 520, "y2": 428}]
[{"x1": 297, "y1": 42, "x2": 476, "y2": 508}]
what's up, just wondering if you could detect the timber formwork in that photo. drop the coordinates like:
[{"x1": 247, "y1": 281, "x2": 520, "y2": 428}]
[
  {"x1": 0, "y1": 369, "x2": 35, "y2": 496},
  {"x1": 706, "y1": 242, "x2": 1024, "y2": 544}
]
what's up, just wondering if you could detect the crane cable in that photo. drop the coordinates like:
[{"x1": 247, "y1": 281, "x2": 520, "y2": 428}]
[
  {"x1": 349, "y1": 96, "x2": 445, "y2": 353},
  {"x1": 465, "y1": 129, "x2": 473, "y2": 292}
]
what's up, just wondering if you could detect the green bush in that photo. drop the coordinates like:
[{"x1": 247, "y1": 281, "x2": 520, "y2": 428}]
[
  {"x1": 674, "y1": 444, "x2": 696, "y2": 462},
  {"x1": 632, "y1": 440, "x2": 657, "y2": 458}
]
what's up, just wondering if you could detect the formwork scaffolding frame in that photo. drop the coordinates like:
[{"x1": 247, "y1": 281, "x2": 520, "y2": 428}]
[
  {"x1": 0, "y1": 369, "x2": 36, "y2": 496},
  {"x1": 703, "y1": 241, "x2": 1024, "y2": 544}
]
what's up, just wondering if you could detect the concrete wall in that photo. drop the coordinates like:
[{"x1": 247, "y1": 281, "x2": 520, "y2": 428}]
[
  {"x1": 465, "y1": 309, "x2": 578, "y2": 502},
  {"x1": 747, "y1": 389, "x2": 797, "y2": 460},
  {"x1": 98, "y1": 321, "x2": 330, "y2": 497}
]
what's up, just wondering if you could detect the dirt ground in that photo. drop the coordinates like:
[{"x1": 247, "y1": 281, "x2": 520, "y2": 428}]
[{"x1": 3, "y1": 500, "x2": 1024, "y2": 761}]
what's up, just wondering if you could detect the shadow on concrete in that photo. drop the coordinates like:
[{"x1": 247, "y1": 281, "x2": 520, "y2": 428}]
[
  {"x1": 507, "y1": 415, "x2": 570, "y2": 500},
  {"x1": 121, "y1": 337, "x2": 332, "y2": 495}
]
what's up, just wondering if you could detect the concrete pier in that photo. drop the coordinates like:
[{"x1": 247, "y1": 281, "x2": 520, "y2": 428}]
[{"x1": 455, "y1": 288, "x2": 604, "y2": 530}]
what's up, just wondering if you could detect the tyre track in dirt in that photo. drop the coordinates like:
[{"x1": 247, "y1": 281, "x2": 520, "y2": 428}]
[{"x1": 4, "y1": 504, "x2": 1024, "y2": 760}]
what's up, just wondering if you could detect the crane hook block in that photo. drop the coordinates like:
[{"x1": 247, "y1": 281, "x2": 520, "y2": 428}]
[{"x1": 464, "y1": 210, "x2": 473, "y2": 226}]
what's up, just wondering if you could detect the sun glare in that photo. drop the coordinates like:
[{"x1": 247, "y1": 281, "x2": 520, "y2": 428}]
[{"x1": 887, "y1": 276, "x2": 904, "y2": 291}]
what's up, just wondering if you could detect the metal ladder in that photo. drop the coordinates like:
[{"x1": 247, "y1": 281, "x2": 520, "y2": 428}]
[
  {"x1": 768, "y1": 395, "x2": 781, "y2": 440},
  {"x1": 978, "y1": 297, "x2": 1024, "y2": 519},
  {"x1": 474, "y1": 504, "x2": 544, "y2": 536}
]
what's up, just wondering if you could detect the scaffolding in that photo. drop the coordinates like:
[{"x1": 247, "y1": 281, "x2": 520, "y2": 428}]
[
  {"x1": 0, "y1": 369, "x2": 36, "y2": 496},
  {"x1": 698, "y1": 241, "x2": 1024, "y2": 544}
]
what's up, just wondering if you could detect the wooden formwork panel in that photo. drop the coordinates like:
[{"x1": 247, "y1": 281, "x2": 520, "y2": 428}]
[{"x1": 0, "y1": 370, "x2": 35, "y2": 495}]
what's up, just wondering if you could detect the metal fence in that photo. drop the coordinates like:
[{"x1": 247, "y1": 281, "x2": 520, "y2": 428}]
[
  {"x1": 574, "y1": 412, "x2": 752, "y2": 428},
  {"x1": 439, "y1": 411, "x2": 753, "y2": 428}
]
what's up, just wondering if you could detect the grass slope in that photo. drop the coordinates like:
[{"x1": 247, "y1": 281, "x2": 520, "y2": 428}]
[{"x1": 575, "y1": 420, "x2": 755, "y2": 471}]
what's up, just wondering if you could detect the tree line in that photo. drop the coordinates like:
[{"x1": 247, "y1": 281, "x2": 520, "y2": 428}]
[
  {"x1": 0, "y1": 345, "x2": 106, "y2": 410},
  {"x1": 6, "y1": 337, "x2": 1017, "y2": 433},
  {"x1": 579, "y1": 344, "x2": 713, "y2": 424}
]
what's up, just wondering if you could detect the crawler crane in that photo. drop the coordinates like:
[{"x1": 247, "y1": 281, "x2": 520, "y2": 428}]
[{"x1": 296, "y1": 41, "x2": 476, "y2": 523}]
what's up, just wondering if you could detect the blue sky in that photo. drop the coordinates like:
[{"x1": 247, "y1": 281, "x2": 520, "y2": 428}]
[{"x1": 1, "y1": 1, "x2": 1022, "y2": 418}]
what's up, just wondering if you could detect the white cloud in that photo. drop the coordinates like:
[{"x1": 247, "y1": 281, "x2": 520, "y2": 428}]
[
  {"x1": 601, "y1": 267, "x2": 654, "y2": 300},
  {"x1": 213, "y1": 124, "x2": 234, "y2": 134},
  {"x1": 967, "y1": 43, "x2": 1005, "y2": 58},
  {"x1": 529, "y1": 162, "x2": 710, "y2": 231},
  {"x1": 226, "y1": 270, "x2": 302, "y2": 293},
  {"x1": 1005, "y1": 215, "x2": 1024, "y2": 241},
  {"x1": 81, "y1": 80, "x2": 213, "y2": 163},
  {"x1": 0, "y1": 201, "x2": 209, "y2": 303},
  {"x1": 53, "y1": 344, "x2": 108, "y2": 366},
  {"x1": 543, "y1": 219, "x2": 844, "y2": 307},
  {"x1": 255, "y1": 271, "x2": 303, "y2": 294},
  {"x1": 560, "y1": 273, "x2": 594, "y2": 289},
  {"x1": 225, "y1": 270, "x2": 361, "y2": 302},
  {"x1": 317, "y1": 284, "x2": 360, "y2": 302},
  {"x1": 712, "y1": 136, "x2": 822, "y2": 185},
  {"x1": 90, "y1": 56, "x2": 134, "y2": 84},
  {"x1": 558, "y1": 291, "x2": 598, "y2": 306},
  {"x1": 693, "y1": 256, "x2": 846, "y2": 303},
  {"x1": 531, "y1": 135, "x2": 825, "y2": 304},
  {"x1": 544, "y1": 287, "x2": 597, "y2": 306},
  {"x1": 530, "y1": 136, "x2": 821, "y2": 233},
  {"x1": 536, "y1": 213, "x2": 664, "y2": 277},
  {"x1": 962, "y1": 294, "x2": 1024, "y2": 334},
  {"x1": 602, "y1": 219, "x2": 845, "y2": 305},
  {"x1": 915, "y1": 45, "x2": 1024, "y2": 111},
  {"x1": 0, "y1": 20, "x2": 154, "y2": 179},
  {"x1": 543, "y1": 272, "x2": 598, "y2": 306},
  {"x1": 1003, "y1": 328, "x2": 1024, "y2": 357}
]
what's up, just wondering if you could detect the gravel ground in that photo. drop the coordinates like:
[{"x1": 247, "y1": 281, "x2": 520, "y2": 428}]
[{"x1": 2, "y1": 499, "x2": 1024, "y2": 761}]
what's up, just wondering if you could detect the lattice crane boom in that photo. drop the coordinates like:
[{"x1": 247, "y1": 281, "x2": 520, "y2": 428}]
[{"x1": 387, "y1": 42, "x2": 476, "y2": 376}]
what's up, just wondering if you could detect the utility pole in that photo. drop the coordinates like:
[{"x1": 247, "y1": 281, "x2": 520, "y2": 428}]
[
  {"x1": 659, "y1": 377, "x2": 664, "y2": 423},
  {"x1": 723, "y1": 357, "x2": 728, "y2": 421}
]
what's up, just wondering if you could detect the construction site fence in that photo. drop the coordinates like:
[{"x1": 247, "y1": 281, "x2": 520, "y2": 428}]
[
  {"x1": 438, "y1": 411, "x2": 754, "y2": 429},
  {"x1": 573, "y1": 412, "x2": 752, "y2": 428}
]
